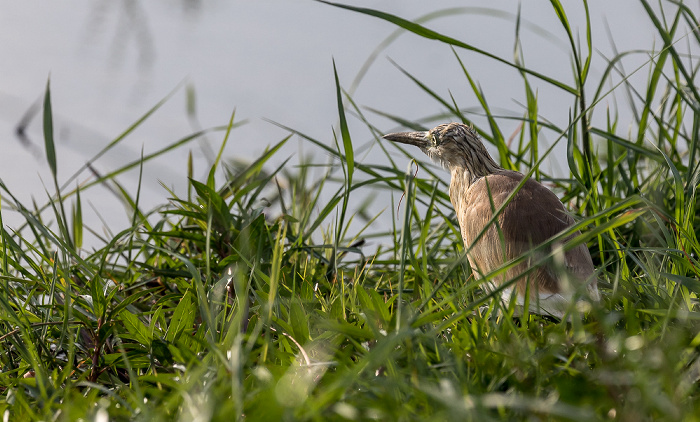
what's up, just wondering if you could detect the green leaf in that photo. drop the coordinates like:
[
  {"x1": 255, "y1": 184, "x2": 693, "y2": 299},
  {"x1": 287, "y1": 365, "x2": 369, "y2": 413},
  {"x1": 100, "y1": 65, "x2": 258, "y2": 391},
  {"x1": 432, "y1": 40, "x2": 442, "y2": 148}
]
[
  {"x1": 208, "y1": 109, "x2": 236, "y2": 187},
  {"x1": 317, "y1": 319, "x2": 375, "y2": 341},
  {"x1": 548, "y1": 0, "x2": 571, "y2": 34},
  {"x1": 42, "y1": 78, "x2": 57, "y2": 179},
  {"x1": 191, "y1": 178, "x2": 232, "y2": 230},
  {"x1": 74, "y1": 127, "x2": 220, "y2": 195},
  {"x1": 333, "y1": 60, "x2": 353, "y2": 186},
  {"x1": 317, "y1": 1, "x2": 577, "y2": 94},
  {"x1": 120, "y1": 311, "x2": 152, "y2": 347},
  {"x1": 150, "y1": 339, "x2": 174, "y2": 365},
  {"x1": 166, "y1": 293, "x2": 196, "y2": 343},
  {"x1": 72, "y1": 185, "x2": 83, "y2": 249},
  {"x1": 60, "y1": 80, "x2": 189, "y2": 190},
  {"x1": 108, "y1": 287, "x2": 163, "y2": 321},
  {"x1": 289, "y1": 297, "x2": 310, "y2": 342}
]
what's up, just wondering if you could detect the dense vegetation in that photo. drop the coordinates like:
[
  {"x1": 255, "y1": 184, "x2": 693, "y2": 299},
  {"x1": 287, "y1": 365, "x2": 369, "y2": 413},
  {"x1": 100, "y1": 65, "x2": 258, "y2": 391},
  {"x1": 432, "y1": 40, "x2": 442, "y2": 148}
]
[{"x1": 2, "y1": 1, "x2": 700, "y2": 420}]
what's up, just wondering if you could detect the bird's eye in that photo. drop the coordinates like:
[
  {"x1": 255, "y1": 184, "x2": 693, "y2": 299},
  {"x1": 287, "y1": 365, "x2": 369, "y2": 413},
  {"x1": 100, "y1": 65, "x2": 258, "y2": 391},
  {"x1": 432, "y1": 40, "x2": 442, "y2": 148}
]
[{"x1": 431, "y1": 133, "x2": 439, "y2": 145}]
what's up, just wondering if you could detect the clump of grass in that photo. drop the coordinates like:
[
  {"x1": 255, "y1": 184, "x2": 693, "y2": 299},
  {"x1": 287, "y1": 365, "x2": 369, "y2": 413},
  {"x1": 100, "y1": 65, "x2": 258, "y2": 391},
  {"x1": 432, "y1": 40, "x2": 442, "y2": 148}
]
[{"x1": 1, "y1": 1, "x2": 700, "y2": 420}]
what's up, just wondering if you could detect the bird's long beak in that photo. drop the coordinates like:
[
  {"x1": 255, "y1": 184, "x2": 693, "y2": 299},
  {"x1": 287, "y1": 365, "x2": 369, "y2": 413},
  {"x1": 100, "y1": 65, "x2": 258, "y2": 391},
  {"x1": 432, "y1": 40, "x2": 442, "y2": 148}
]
[{"x1": 382, "y1": 131, "x2": 429, "y2": 148}]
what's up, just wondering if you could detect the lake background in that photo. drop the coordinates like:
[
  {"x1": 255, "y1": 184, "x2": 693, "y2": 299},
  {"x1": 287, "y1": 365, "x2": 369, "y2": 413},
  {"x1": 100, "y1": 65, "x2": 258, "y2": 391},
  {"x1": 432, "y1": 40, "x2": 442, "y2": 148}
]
[{"x1": 0, "y1": 1, "x2": 677, "y2": 242}]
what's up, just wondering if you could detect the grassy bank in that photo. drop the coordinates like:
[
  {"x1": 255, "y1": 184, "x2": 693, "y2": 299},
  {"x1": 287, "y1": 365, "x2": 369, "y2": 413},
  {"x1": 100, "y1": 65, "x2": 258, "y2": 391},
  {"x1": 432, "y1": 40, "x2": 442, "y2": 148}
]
[{"x1": 2, "y1": 1, "x2": 700, "y2": 420}]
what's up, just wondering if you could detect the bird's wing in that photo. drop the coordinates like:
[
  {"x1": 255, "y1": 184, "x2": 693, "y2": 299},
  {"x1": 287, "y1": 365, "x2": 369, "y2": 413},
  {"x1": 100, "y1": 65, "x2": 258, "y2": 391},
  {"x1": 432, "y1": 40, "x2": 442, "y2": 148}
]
[{"x1": 460, "y1": 171, "x2": 595, "y2": 294}]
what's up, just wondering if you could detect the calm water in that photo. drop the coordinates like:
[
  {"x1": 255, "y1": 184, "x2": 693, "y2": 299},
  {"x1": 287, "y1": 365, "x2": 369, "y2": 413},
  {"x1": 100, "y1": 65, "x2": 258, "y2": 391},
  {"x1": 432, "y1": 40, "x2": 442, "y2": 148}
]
[{"x1": 0, "y1": 1, "x2": 671, "y2": 240}]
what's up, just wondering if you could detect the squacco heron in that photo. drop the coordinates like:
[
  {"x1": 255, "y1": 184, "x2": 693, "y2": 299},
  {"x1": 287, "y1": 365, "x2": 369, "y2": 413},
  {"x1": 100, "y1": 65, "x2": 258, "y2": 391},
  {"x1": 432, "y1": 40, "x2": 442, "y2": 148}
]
[{"x1": 384, "y1": 122, "x2": 600, "y2": 319}]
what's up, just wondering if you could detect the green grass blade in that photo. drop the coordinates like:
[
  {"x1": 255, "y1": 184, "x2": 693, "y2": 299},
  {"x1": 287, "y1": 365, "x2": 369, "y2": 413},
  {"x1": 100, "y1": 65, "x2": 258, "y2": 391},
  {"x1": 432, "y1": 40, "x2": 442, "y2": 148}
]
[
  {"x1": 42, "y1": 78, "x2": 57, "y2": 179},
  {"x1": 334, "y1": 60, "x2": 354, "y2": 186},
  {"x1": 317, "y1": 1, "x2": 577, "y2": 94}
]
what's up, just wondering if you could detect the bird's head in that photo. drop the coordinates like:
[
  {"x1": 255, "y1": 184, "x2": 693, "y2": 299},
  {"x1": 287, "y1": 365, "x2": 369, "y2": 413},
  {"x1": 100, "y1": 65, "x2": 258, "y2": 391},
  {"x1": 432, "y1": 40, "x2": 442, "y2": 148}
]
[{"x1": 383, "y1": 122, "x2": 501, "y2": 177}]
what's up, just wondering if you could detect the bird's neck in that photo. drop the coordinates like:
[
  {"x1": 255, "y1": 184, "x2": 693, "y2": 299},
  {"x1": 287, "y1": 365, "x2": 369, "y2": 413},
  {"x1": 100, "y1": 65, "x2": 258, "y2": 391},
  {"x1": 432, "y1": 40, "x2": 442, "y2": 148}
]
[
  {"x1": 449, "y1": 158, "x2": 500, "y2": 187},
  {"x1": 449, "y1": 167, "x2": 474, "y2": 213},
  {"x1": 449, "y1": 162, "x2": 501, "y2": 214}
]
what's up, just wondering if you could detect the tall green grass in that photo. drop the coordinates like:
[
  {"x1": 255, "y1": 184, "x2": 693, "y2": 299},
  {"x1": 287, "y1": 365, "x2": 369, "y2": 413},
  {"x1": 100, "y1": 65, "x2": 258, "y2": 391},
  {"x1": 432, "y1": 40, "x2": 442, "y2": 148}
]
[{"x1": 1, "y1": 1, "x2": 700, "y2": 420}]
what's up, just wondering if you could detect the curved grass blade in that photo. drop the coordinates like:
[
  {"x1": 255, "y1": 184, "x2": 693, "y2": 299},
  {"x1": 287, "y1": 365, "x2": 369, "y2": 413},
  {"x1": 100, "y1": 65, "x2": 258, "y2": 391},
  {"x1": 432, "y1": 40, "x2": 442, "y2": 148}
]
[{"x1": 317, "y1": 1, "x2": 577, "y2": 95}]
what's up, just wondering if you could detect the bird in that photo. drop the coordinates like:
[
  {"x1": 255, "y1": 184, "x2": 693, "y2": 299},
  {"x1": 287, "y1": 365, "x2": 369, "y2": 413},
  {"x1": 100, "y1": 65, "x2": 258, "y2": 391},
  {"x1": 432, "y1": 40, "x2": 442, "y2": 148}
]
[{"x1": 383, "y1": 122, "x2": 600, "y2": 319}]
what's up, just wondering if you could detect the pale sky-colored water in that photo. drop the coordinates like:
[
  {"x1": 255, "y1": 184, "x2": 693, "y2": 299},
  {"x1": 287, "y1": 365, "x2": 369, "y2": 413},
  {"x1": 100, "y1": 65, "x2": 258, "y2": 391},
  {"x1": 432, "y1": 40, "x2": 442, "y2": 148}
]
[{"x1": 0, "y1": 1, "x2": 683, "y2": 241}]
